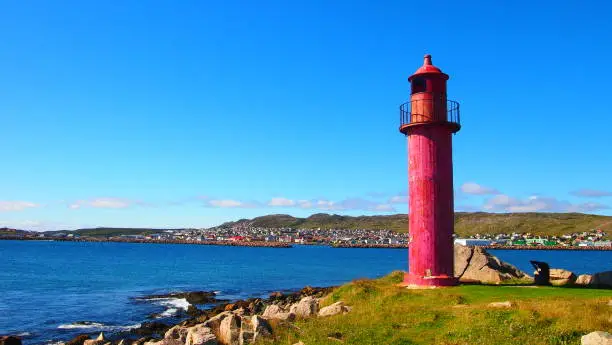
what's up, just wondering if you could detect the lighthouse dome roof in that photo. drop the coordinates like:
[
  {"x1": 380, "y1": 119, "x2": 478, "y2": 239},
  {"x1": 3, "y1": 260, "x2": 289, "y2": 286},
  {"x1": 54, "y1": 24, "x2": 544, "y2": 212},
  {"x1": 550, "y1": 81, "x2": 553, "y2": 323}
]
[{"x1": 409, "y1": 54, "x2": 448, "y2": 81}]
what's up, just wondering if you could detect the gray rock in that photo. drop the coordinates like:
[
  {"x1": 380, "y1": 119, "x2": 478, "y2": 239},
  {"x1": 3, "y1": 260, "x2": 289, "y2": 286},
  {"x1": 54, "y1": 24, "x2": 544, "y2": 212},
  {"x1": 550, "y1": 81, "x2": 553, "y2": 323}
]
[
  {"x1": 576, "y1": 274, "x2": 594, "y2": 286},
  {"x1": 581, "y1": 331, "x2": 612, "y2": 345},
  {"x1": 164, "y1": 325, "x2": 190, "y2": 342},
  {"x1": 549, "y1": 268, "x2": 577, "y2": 286},
  {"x1": 238, "y1": 315, "x2": 271, "y2": 345},
  {"x1": 0, "y1": 337, "x2": 22, "y2": 345},
  {"x1": 261, "y1": 305, "x2": 296, "y2": 321},
  {"x1": 185, "y1": 325, "x2": 218, "y2": 345},
  {"x1": 289, "y1": 296, "x2": 319, "y2": 318},
  {"x1": 219, "y1": 314, "x2": 241, "y2": 345},
  {"x1": 592, "y1": 271, "x2": 612, "y2": 288},
  {"x1": 488, "y1": 301, "x2": 513, "y2": 308},
  {"x1": 318, "y1": 301, "x2": 351, "y2": 317},
  {"x1": 203, "y1": 311, "x2": 232, "y2": 335},
  {"x1": 454, "y1": 245, "x2": 531, "y2": 284}
]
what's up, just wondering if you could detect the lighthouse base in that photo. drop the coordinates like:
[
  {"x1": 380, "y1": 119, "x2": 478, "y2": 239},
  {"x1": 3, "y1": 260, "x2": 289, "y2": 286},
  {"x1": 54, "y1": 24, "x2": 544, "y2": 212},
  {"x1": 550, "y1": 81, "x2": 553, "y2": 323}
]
[{"x1": 402, "y1": 273, "x2": 458, "y2": 288}]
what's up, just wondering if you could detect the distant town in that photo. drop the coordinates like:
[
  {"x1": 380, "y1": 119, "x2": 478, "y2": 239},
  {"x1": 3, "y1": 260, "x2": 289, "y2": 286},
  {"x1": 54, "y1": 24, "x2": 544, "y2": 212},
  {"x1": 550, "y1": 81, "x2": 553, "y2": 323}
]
[{"x1": 1, "y1": 224, "x2": 610, "y2": 249}]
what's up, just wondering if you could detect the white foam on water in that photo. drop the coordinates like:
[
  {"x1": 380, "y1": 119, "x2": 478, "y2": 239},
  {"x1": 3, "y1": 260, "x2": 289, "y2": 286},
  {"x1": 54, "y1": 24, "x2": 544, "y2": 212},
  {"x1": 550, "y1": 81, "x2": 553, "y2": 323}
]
[
  {"x1": 57, "y1": 322, "x2": 141, "y2": 331},
  {"x1": 149, "y1": 297, "x2": 190, "y2": 318}
]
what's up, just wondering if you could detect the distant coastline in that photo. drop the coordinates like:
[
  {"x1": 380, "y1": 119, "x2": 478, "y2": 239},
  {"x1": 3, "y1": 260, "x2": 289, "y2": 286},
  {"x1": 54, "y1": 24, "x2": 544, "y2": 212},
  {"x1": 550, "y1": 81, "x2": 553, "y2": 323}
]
[
  {"x1": 0, "y1": 236, "x2": 292, "y2": 248},
  {"x1": 2, "y1": 236, "x2": 612, "y2": 250}
]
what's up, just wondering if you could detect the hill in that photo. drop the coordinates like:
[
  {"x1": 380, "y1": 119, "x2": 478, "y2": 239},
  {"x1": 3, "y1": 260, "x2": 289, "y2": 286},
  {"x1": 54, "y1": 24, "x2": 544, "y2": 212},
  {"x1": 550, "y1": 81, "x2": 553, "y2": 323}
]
[
  {"x1": 218, "y1": 212, "x2": 612, "y2": 237},
  {"x1": 45, "y1": 227, "x2": 184, "y2": 237}
]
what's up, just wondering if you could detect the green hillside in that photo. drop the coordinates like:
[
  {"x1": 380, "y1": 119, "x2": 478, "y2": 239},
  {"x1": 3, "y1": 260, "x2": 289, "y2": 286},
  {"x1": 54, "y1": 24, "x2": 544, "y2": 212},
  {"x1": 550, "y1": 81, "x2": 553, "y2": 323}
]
[
  {"x1": 219, "y1": 212, "x2": 612, "y2": 237},
  {"x1": 45, "y1": 227, "x2": 183, "y2": 237}
]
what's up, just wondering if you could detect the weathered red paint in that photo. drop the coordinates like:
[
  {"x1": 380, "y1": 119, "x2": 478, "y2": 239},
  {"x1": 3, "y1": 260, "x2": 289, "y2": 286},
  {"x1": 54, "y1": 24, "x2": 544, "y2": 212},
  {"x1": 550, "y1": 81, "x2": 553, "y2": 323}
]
[{"x1": 401, "y1": 55, "x2": 459, "y2": 287}]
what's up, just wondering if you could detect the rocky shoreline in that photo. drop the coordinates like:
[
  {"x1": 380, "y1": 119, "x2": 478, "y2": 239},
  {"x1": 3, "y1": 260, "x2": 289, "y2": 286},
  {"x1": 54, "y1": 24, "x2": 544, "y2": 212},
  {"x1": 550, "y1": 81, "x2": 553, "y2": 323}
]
[{"x1": 2, "y1": 245, "x2": 612, "y2": 345}]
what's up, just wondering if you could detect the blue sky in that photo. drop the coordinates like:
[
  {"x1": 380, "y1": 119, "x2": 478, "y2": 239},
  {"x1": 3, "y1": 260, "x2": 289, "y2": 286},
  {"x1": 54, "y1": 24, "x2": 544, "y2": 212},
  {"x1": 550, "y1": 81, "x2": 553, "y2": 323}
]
[{"x1": 1, "y1": 0, "x2": 611, "y2": 230}]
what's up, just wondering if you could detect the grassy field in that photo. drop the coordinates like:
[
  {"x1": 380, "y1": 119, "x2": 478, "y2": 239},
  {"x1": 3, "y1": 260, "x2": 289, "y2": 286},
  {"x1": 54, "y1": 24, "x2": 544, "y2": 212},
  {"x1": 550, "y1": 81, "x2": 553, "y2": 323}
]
[
  {"x1": 261, "y1": 271, "x2": 612, "y2": 345},
  {"x1": 223, "y1": 212, "x2": 612, "y2": 238}
]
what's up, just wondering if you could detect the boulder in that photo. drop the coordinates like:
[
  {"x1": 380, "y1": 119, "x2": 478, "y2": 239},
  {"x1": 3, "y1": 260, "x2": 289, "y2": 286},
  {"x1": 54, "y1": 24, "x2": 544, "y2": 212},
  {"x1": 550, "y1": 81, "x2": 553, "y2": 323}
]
[
  {"x1": 488, "y1": 301, "x2": 513, "y2": 308},
  {"x1": 164, "y1": 325, "x2": 190, "y2": 342},
  {"x1": 0, "y1": 336, "x2": 22, "y2": 345},
  {"x1": 185, "y1": 325, "x2": 218, "y2": 345},
  {"x1": 289, "y1": 296, "x2": 319, "y2": 318},
  {"x1": 261, "y1": 305, "x2": 295, "y2": 321},
  {"x1": 66, "y1": 335, "x2": 90, "y2": 345},
  {"x1": 592, "y1": 271, "x2": 612, "y2": 288},
  {"x1": 203, "y1": 311, "x2": 232, "y2": 335},
  {"x1": 454, "y1": 245, "x2": 531, "y2": 284},
  {"x1": 293, "y1": 342, "x2": 305, "y2": 345},
  {"x1": 134, "y1": 322, "x2": 172, "y2": 337},
  {"x1": 318, "y1": 301, "x2": 351, "y2": 317},
  {"x1": 576, "y1": 274, "x2": 594, "y2": 286},
  {"x1": 581, "y1": 331, "x2": 612, "y2": 345},
  {"x1": 143, "y1": 340, "x2": 182, "y2": 345},
  {"x1": 219, "y1": 314, "x2": 241, "y2": 345},
  {"x1": 240, "y1": 315, "x2": 272, "y2": 344},
  {"x1": 549, "y1": 269, "x2": 577, "y2": 286},
  {"x1": 83, "y1": 339, "x2": 104, "y2": 345},
  {"x1": 262, "y1": 305, "x2": 282, "y2": 318}
]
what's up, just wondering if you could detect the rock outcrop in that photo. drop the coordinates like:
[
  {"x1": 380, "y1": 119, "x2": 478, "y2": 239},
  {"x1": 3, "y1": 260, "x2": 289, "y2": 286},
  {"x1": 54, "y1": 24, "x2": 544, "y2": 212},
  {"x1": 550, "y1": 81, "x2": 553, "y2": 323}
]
[
  {"x1": 185, "y1": 325, "x2": 217, "y2": 345},
  {"x1": 83, "y1": 333, "x2": 105, "y2": 345},
  {"x1": 0, "y1": 336, "x2": 22, "y2": 345},
  {"x1": 454, "y1": 245, "x2": 530, "y2": 284},
  {"x1": 66, "y1": 335, "x2": 90, "y2": 345},
  {"x1": 318, "y1": 301, "x2": 351, "y2": 317},
  {"x1": 592, "y1": 271, "x2": 612, "y2": 288},
  {"x1": 261, "y1": 305, "x2": 295, "y2": 321},
  {"x1": 576, "y1": 274, "x2": 594, "y2": 286},
  {"x1": 219, "y1": 314, "x2": 241, "y2": 345},
  {"x1": 165, "y1": 326, "x2": 190, "y2": 343},
  {"x1": 289, "y1": 296, "x2": 319, "y2": 318},
  {"x1": 549, "y1": 269, "x2": 577, "y2": 286},
  {"x1": 238, "y1": 316, "x2": 271, "y2": 345},
  {"x1": 581, "y1": 331, "x2": 612, "y2": 345}
]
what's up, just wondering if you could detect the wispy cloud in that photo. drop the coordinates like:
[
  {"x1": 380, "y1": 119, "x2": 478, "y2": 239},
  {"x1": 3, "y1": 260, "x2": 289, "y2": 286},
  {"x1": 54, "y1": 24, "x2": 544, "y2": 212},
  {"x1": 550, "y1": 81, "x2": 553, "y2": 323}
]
[
  {"x1": 202, "y1": 198, "x2": 262, "y2": 208},
  {"x1": 460, "y1": 182, "x2": 499, "y2": 195},
  {"x1": 388, "y1": 195, "x2": 407, "y2": 204},
  {"x1": 483, "y1": 194, "x2": 609, "y2": 213},
  {"x1": 570, "y1": 189, "x2": 612, "y2": 198},
  {"x1": 268, "y1": 197, "x2": 296, "y2": 207},
  {"x1": 69, "y1": 198, "x2": 141, "y2": 209},
  {"x1": 0, "y1": 219, "x2": 86, "y2": 231},
  {"x1": 0, "y1": 201, "x2": 39, "y2": 212}
]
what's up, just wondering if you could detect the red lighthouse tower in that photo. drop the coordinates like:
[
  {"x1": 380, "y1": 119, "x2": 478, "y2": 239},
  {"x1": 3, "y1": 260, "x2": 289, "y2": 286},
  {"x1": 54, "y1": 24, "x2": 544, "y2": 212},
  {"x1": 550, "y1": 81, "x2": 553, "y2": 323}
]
[{"x1": 399, "y1": 55, "x2": 460, "y2": 287}]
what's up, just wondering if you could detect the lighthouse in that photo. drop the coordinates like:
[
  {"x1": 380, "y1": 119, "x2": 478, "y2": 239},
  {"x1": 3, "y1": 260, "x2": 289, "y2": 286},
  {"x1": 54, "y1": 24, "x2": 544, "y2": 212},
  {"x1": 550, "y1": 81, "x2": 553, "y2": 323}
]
[{"x1": 399, "y1": 54, "x2": 460, "y2": 287}]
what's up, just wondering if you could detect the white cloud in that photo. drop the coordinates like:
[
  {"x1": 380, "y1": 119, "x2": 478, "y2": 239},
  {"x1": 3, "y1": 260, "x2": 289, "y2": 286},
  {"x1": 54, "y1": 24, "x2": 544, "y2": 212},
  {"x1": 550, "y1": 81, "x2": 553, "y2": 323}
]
[
  {"x1": 208, "y1": 199, "x2": 244, "y2": 208},
  {"x1": 483, "y1": 194, "x2": 609, "y2": 213},
  {"x1": 69, "y1": 198, "x2": 136, "y2": 209},
  {"x1": 297, "y1": 200, "x2": 313, "y2": 208},
  {"x1": 570, "y1": 189, "x2": 612, "y2": 198},
  {"x1": 388, "y1": 195, "x2": 407, "y2": 204},
  {"x1": 0, "y1": 219, "x2": 86, "y2": 231},
  {"x1": 268, "y1": 197, "x2": 296, "y2": 207},
  {"x1": 0, "y1": 201, "x2": 39, "y2": 212},
  {"x1": 461, "y1": 182, "x2": 499, "y2": 195}
]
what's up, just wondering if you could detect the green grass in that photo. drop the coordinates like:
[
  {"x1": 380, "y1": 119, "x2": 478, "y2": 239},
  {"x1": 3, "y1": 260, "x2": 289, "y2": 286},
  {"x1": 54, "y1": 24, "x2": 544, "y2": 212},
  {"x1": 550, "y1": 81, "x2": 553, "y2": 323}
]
[
  {"x1": 220, "y1": 212, "x2": 612, "y2": 238},
  {"x1": 260, "y1": 271, "x2": 612, "y2": 345}
]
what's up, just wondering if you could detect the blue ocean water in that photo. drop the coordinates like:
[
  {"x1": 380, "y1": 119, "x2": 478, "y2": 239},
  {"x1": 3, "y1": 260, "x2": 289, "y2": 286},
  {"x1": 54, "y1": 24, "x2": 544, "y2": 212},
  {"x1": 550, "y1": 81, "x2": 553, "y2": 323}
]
[{"x1": 0, "y1": 240, "x2": 610, "y2": 345}]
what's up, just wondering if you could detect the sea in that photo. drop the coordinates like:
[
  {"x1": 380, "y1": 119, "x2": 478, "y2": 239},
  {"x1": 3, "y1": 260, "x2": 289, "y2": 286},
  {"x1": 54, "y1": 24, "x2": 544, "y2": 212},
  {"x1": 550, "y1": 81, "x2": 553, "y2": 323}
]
[{"x1": 0, "y1": 240, "x2": 610, "y2": 345}]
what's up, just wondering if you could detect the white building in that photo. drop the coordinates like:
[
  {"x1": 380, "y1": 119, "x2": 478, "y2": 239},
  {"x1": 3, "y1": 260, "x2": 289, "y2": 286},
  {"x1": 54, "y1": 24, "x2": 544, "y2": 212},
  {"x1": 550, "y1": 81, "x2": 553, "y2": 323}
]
[{"x1": 454, "y1": 238, "x2": 493, "y2": 246}]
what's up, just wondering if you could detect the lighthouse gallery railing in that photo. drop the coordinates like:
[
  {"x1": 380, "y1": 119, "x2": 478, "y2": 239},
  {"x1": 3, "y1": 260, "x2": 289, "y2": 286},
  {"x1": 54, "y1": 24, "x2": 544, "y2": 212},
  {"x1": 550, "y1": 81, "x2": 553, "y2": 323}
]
[{"x1": 399, "y1": 99, "x2": 460, "y2": 128}]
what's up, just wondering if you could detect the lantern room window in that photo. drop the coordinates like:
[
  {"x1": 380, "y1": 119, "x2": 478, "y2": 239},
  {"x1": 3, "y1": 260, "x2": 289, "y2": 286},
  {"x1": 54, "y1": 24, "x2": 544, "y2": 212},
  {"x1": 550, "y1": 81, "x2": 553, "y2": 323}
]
[{"x1": 411, "y1": 77, "x2": 426, "y2": 94}]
